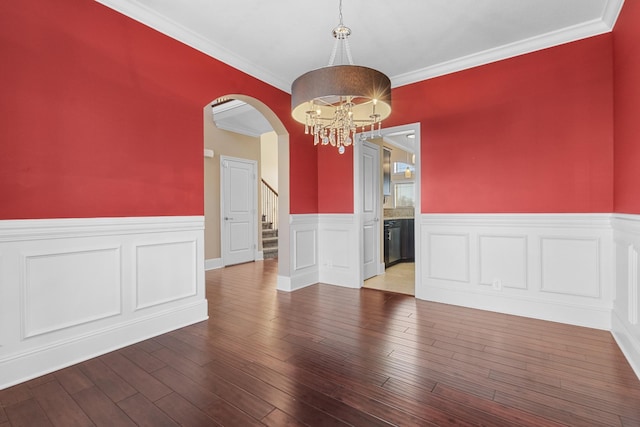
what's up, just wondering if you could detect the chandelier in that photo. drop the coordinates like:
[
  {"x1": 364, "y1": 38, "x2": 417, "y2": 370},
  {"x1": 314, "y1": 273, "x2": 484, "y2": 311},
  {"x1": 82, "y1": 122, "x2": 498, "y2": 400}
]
[{"x1": 291, "y1": 0, "x2": 392, "y2": 154}]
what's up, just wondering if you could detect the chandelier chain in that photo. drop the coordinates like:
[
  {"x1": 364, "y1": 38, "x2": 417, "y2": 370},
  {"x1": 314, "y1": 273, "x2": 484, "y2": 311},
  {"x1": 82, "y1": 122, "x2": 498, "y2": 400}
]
[{"x1": 328, "y1": 0, "x2": 353, "y2": 66}]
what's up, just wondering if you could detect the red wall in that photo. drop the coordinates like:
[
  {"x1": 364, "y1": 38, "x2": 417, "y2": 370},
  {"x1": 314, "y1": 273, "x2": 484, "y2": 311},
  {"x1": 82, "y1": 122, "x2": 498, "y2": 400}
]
[
  {"x1": 613, "y1": 1, "x2": 640, "y2": 214},
  {"x1": 0, "y1": 0, "x2": 317, "y2": 219},
  {"x1": 391, "y1": 35, "x2": 614, "y2": 213},
  {"x1": 0, "y1": 1, "x2": 623, "y2": 219},
  {"x1": 317, "y1": 145, "x2": 354, "y2": 213},
  {"x1": 318, "y1": 35, "x2": 615, "y2": 214}
]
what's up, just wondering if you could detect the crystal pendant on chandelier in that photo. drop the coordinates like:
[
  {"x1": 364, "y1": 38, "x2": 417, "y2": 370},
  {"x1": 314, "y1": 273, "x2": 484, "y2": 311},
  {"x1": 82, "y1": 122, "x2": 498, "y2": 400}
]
[{"x1": 290, "y1": 0, "x2": 392, "y2": 154}]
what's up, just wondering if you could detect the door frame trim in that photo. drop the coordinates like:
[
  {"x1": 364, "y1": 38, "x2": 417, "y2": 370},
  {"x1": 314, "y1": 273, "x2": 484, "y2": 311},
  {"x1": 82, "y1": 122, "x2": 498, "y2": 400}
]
[{"x1": 353, "y1": 123, "x2": 422, "y2": 291}]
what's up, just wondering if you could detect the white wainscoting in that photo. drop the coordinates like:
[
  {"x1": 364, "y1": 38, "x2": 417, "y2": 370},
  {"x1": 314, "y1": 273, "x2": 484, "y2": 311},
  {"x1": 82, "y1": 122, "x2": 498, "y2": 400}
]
[
  {"x1": 23, "y1": 246, "x2": 122, "y2": 339},
  {"x1": 280, "y1": 214, "x2": 359, "y2": 291},
  {"x1": 420, "y1": 214, "x2": 613, "y2": 330},
  {"x1": 0, "y1": 216, "x2": 208, "y2": 390},
  {"x1": 281, "y1": 214, "x2": 318, "y2": 291},
  {"x1": 318, "y1": 214, "x2": 359, "y2": 288},
  {"x1": 612, "y1": 214, "x2": 640, "y2": 379},
  {"x1": 479, "y1": 235, "x2": 527, "y2": 289}
]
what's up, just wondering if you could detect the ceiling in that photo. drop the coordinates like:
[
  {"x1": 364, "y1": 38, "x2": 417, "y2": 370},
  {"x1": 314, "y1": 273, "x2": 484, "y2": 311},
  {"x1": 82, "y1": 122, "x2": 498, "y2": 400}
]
[
  {"x1": 211, "y1": 100, "x2": 273, "y2": 137},
  {"x1": 96, "y1": 0, "x2": 623, "y2": 92},
  {"x1": 96, "y1": 0, "x2": 624, "y2": 137}
]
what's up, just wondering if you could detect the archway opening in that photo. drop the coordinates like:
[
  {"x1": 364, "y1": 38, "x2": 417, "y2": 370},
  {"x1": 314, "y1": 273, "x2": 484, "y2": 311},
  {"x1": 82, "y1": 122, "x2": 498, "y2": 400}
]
[{"x1": 203, "y1": 94, "x2": 291, "y2": 280}]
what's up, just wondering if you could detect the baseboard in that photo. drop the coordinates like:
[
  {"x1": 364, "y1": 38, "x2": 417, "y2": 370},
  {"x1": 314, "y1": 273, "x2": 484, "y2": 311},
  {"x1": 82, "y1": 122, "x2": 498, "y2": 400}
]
[
  {"x1": 277, "y1": 275, "x2": 292, "y2": 291},
  {"x1": 423, "y1": 285, "x2": 611, "y2": 330},
  {"x1": 612, "y1": 310, "x2": 640, "y2": 380},
  {"x1": 278, "y1": 270, "x2": 317, "y2": 292},
  {"x1": 205, "y1": 258, "x2": 223, "y2": 270},
  {"x1": 319, "y1": 268, "x2": 359, "y2": 288},
  {"x1": 0, "y1": 300, "x2": 208, "y2": 389}
]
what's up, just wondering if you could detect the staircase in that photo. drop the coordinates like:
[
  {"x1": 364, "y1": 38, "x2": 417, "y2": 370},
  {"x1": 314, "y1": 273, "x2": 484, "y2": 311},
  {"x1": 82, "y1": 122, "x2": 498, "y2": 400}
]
[
  {"x1": 261, "y1": 179, "x2": 278, "y2": 259},
  {"x1": 262, "y1": 221, "x2": 278, "y2": 259}
]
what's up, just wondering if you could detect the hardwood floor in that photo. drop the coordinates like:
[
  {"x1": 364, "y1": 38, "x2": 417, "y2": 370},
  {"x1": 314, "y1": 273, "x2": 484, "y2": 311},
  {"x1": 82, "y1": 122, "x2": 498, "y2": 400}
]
[{"x1": 1, "y1": 259, "x2": 639, "y2": 426}]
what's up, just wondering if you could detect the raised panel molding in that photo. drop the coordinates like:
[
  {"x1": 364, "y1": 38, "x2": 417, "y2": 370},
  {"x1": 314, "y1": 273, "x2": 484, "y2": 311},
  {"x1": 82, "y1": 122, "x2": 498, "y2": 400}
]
[
  {"x1": 293, "y1": 229, "x2": 316, "y2": 271},
  {"x1": 321, "y1": 229, "x2": 351, "y2": 269},
  {"x1": 479, "y1": 235, "x2": 527, "y2": 289},
  {"x1": 285, "y1": 214, "x2": 359, "y2": 291},
  {"x1": 421, "y1": 214, "x2": 613, "y2": 331},
  {"x1": 610, "y1": 215, "x2": 640, "y2": 380},
  {"x1": 427, "y1": 233, "x2": 470, "y2": 283},
  {"x1": 284, "y1": 215, "x2": 319, "y2": 291},
  {"x1": 540, "y1": 237, "x2": 600, "y2": 298},
  {"x1": 613, "y1": 215, "x2": 640, "y2": 380},
  {"x1": 0, "y1": 216, "x2": 207, "y2": 390},
  {"x1": 135, "y1": 240, "x2": 197, "y2": 310},
  {"x1": 318, "y1": 214, "x2": 359, "y2": 288},
  {"x1": 628, "y1": 245, "x2": 638, "y2": 325},
  {"x1": 22, "y1": 247, "x2": 121, "y2": 338},
  {"x1": 0, "y1": 254, "x2": 4, "y2": 349}
]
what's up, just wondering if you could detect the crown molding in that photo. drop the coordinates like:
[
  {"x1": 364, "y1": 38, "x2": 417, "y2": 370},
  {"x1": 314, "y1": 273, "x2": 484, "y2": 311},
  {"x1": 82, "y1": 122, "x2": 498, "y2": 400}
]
[
  {"x1": 392, "y1": 0, "x2": 625, "y2": 87},
  {"x1": 603, "y1": 0, "x2": 625, "y2": 28},
  {"x1": 95, "y1": 0, "x2": 625, "y2": 92},
  {"x1": 94, "y1": 0, "x2": 291, "y2": 92}
]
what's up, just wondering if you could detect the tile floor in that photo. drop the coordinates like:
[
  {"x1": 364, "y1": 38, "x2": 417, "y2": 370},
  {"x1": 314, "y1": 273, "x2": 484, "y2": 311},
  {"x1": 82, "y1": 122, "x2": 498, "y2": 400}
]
[{"x1": 363, "y1": 262, "x2": 415, "y2": 295}]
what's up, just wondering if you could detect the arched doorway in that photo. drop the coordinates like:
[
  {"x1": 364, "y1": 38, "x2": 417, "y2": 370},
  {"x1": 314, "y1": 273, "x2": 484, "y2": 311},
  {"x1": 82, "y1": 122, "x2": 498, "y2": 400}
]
[{"x1": 203, "y1": 94, "x2": 291, "y2": 282}]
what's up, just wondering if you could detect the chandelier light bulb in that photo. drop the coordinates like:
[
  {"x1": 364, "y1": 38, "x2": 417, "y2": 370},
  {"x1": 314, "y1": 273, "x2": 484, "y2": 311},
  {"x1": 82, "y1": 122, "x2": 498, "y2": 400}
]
[{"x1": 290, "y1": 0, "x2": 391, "y2": 154}]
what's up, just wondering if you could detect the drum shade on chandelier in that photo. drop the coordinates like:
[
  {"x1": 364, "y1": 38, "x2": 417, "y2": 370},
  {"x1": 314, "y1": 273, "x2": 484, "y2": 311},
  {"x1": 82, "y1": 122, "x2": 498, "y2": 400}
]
[{"x1": 291, "y1": 0, "x2": 392, "y2": 154}]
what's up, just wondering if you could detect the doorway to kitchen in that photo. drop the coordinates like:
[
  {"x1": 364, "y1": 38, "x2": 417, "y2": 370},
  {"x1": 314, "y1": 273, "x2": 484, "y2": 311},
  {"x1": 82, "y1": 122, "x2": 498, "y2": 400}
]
[{"x1": 355, "y1": 123, "x2": 420, "y2": 296}]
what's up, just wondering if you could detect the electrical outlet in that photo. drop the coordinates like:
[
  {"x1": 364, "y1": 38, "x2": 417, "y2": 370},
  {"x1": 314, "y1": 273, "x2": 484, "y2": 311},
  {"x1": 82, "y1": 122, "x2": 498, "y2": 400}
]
[{"x1": 492, "y1": 278, "x2": 502, "y2": 291}]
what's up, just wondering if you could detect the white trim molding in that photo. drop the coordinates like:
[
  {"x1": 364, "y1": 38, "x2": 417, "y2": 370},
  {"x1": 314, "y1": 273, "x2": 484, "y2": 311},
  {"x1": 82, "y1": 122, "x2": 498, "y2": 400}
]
[
  {"x1": 318, "y1": 214, "x2": 359, "y2": 288},
  {"x1": 280, "y1": 214, "x2": 360, "y2": 291},
  {"x1": 611, "y1": 214, "x2": 640, "y2": 379},
  {"x1": 0, "y1": 216, "x2": 208, "y2": 390},
  {"x1": 419, "y1": 214, "x2": 614, "y2": 330},
  {"x1": 280, "y1": 214, "x2": 319, "y2": 292},
  {"x1": 95, "y1": 0, "x2": 625, "y2": 92},
  {"x1": 392, "y1": 0, "x2": 624, "y2": 86},
  {"x1": 205, "y1": 258, "x2": 223, "y2": 270}
]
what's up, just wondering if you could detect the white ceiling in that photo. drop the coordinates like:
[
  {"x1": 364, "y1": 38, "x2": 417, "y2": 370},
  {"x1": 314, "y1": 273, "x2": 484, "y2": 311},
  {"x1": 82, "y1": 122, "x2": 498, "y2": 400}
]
[
  {"x1": 96, "y1": 0, "x2": 624, "y2": 137},
  {"x1": 96, "y1": 0, "x2": 623, "y2": 93},
  {"x1": 211, "y1": 99, "x2": 273, "y2": 137}
]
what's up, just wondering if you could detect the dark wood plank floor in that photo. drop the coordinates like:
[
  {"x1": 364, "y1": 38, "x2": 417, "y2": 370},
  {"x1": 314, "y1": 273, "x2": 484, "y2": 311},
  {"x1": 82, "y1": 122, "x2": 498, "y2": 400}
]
[{"x1": 1, "y1": 259, "x2": 640, "y2": 426}]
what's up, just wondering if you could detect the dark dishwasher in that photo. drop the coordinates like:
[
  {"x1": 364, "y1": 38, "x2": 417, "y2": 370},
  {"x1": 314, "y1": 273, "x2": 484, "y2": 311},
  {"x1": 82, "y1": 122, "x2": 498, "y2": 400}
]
[{"x1": 384, "y1": 220, "x2": 401, "y2": 267}]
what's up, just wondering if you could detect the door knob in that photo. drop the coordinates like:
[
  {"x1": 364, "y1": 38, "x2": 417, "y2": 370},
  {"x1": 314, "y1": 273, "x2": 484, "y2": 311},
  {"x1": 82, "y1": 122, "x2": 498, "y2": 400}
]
[{"x1": 224, "y1": 217, "x2": 234, "y2": 220}]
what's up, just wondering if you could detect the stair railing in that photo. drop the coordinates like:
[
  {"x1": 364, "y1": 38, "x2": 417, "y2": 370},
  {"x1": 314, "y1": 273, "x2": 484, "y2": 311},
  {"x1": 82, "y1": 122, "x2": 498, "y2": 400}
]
[{"x1": 260, "y1": 179, "x2": 278, "y2": 231}]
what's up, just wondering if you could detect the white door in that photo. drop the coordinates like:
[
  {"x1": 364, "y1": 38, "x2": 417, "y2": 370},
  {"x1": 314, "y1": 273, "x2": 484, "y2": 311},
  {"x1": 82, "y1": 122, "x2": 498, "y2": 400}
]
[
  {"x1": 221, "y1": 156, "x2": 257, "y2": 266},
  {"x1": 362, "y1": 141, "x2": 381, "y2": 280}
]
